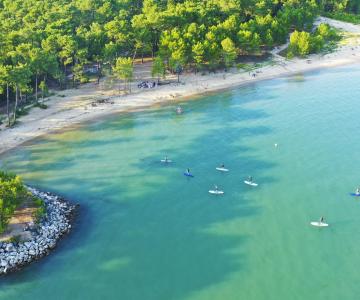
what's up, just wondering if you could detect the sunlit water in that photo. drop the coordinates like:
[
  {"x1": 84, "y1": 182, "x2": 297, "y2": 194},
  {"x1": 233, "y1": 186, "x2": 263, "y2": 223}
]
[{"x1": 1, "y1": 65, "x2": 360, "y2": 300}]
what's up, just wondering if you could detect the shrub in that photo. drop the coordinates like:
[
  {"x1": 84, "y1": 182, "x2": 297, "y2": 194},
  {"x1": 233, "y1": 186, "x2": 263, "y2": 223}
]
[
  {"x1": 0, "y1": 171, "x2": 27, "y2": 233},
  {"x1": 33, "y1": 197, "x2": 46, "y2": 223}
]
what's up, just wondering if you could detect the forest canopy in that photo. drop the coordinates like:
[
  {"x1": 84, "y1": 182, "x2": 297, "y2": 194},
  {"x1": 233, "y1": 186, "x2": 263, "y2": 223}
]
[{"x1": 0, "y1": 0, "x2": 358, "y2": 111}]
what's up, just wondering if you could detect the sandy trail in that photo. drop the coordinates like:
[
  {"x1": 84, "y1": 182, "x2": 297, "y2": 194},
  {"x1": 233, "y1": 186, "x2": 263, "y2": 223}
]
[{"x1": 0, "y1": 17, "x2": 359, "y2": 155}]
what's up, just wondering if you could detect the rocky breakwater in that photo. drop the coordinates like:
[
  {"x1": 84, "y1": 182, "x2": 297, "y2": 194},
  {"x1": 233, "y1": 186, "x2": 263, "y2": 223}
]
[{"x1": 0, "y1": 187, "x2": 77, "y2": 275}]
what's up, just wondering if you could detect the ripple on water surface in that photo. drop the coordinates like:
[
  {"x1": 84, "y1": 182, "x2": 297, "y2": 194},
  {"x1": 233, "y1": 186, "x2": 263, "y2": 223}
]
[{"x1": 1, "y1": 64, "x2": 360, "y2": 300}]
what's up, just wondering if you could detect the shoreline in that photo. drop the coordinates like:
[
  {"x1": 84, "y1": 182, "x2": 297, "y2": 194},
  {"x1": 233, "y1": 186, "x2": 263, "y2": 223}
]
[
  {"x1": 0, "y1": 187, "x2": 77, "y2": 275},
  {"x1": 0, "y1": 18, "x2": 359, "y2": 156}
]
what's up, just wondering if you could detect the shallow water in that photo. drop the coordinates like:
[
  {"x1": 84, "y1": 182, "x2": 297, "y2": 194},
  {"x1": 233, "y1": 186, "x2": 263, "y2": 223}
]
[{"x1": 1, "y1": 65, "x2": 360, "y2": 300}]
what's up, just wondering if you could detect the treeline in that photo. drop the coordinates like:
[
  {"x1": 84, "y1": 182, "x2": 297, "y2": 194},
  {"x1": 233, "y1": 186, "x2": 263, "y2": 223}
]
[
  {"x1": 321, "y1": 0, "x2": 360, "y2": 24},
  {"x1": 0, "y1": 0, "x2": 334, "y2": 124},
  {"x1": 321, "y1": 0, "x2": 360, "y2": 14},
  {"x1": 0, "y1": 171, "x2": 27, "y2": 233}
]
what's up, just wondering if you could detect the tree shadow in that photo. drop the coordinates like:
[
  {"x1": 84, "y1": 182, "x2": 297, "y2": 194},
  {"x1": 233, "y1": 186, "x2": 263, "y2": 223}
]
[{"x1": 0, "y1": 86, "x2": 277, "y2": 300}]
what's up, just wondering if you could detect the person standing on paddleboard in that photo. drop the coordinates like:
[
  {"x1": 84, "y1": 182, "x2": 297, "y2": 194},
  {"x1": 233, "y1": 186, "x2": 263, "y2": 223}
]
[{"x1": 320, "y1": 216, "x2": 324, "y2": 223}]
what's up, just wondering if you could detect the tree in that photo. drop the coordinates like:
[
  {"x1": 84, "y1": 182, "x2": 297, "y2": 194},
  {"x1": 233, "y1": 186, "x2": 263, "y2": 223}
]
[
  {"x1": 151, "y1": 57, "x2": 165, "y2": 84},
  {"x1": 112, "y1": 57, "x2": 134, "y2": 93},
  {"x1": 0, "y1": 65, "x2": 11, "y2": 126},
  {"x1": 9, "y1": 64, "x2": 32, "y2": 125},
  {"x1": 39, "y1": 80, "x2": 48, "y2": 101},
  {"x1": 288, "y1": 30, "x2": 311, "y2": 57},
  {"x1": 0, "y1": 171, "x2": 27, "y2": 233},
  {"x1": 192, "y1": 42, "x2": 205, "y2": 73},
  {"x1": 221, "y1": 38, "x2": 237, "y2": 70}
]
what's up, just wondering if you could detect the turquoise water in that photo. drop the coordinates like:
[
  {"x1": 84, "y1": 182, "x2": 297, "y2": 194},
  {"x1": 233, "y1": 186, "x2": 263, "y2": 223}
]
[{"x1": 1, "y1": 65, "x2": 360, "y2": 299}]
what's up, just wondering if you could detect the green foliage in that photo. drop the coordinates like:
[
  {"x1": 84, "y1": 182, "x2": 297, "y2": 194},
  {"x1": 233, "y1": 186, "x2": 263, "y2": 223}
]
[
  {"x1": 0, "y1": 0, "x2": 348, "y2": 104},
  {"x1": 324, "y1": 12, "x2": 360, "y2": 24},
  {"x1": 287, "y1": 23, "x2": 341, "y2": 58},
  {"x1": 321, "y1": 0, "x2": 360, "y2": 15},
  {"x1": 73, "y1": 64, "x2": 89, "y2": 86},
  {"x1": 9, "y1": 235, "x2": 22, "y2": 244},
  {"x1": 0, "y1": 171, "x2": 28, "y2": 233},
  {"x1": 34, "y1": 102, "x2": 48, "y2": 109},
  {"x1": 221, "y1": 38, "x2": 237, "y2": 69},
  {"x1": 33, "y1": 197, "x2": 46, "y2": 223},
  {"x1": 288, "y1": 31, "x2": 312, "y2": 57},
  {"x1": 112, "y1": 57, "x2": 133, "y2": 93},
  {"x1": 151, "y1": 57, "x2": 165, "y2": 83},
  {"x1": 16, "y1": 106, "x2": 30, "y2": 117}
]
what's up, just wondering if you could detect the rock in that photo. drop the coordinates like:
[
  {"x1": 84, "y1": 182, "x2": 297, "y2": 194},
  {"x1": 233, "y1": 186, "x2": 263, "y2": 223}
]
[{"x1": 0, "y1": 186, "x2": 77, "y2": 276}]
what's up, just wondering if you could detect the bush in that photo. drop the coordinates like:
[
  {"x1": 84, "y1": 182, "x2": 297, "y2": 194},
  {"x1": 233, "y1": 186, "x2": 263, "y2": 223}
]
[
  {"x1": 34, "y1": 102, "x2": 48, "y2": 109},
  {"x1": 0, "y1": 171, "x2": 27, "y2": 233},
  {"x1": 287, "y1": 24, "x2": 340, "y2": 58},
  {"x1": 33, "y1": 197, "x2": 46, "y2": 223},
  {"x1": 9, "y1": 235, "x2": 22, "y2": 244}
]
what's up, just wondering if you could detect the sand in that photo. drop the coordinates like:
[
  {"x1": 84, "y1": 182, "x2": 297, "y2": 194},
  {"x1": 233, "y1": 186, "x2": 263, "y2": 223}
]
[{"x1": 0, "y1": 17, "x2": 359, "y2": 155}]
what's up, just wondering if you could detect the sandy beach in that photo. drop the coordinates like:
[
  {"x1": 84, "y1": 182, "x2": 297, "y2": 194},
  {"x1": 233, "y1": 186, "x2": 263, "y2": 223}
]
[{"x1": 0, "y1": 17, "x2": 359, "y2": 155}]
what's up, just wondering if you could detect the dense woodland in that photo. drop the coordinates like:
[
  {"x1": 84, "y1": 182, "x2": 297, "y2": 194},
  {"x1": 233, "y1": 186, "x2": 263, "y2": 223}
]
[{"x1": 0, "y1": 0, "x2": 359, "y2": 125}]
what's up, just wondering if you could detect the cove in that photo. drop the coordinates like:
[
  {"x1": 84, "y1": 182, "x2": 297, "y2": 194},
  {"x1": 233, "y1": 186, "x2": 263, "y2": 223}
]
[{"x1": 1, "y1": 64, "x2": 360, "y2": 300}]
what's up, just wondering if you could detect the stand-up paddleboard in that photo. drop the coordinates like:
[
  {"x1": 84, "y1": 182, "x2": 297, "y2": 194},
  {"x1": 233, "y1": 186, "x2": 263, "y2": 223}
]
[
  {"x1": 184, "y1": 173, "x2": 194, "y2": 178},
  {"x1": 244, "y1": 180, "x2": 258, "y2": 187},
  {"x1": 216, "y1": 167, "x2": 229, "y2": 172},
  {"x1": 350, "y1": 193, "x2": 360, "y2": 197},
  {"x1": 160, "y1": 159, "x2": 172, "y2": 163},
  {"x1": 209, "y1": 190, "x2": 224, "y2": 195},
  {"x1": 310, "y1": 221, "x2": 329, "y2": 227}
]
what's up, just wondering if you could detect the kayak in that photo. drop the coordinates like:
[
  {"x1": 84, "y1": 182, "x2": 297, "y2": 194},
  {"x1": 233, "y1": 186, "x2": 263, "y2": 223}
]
[
  {"x1": 244, "y1": 180, "x2": 258, "y2": 187},
  {"x1": 310, "y1": 221, "x2": 329, "y2": 227},
  {"x1": 216, "y1": 167, "x2": 229, "y2": 172},
  {"x1": 350, "y1": 193, "x2": 360, "y2": 197},
  {"x1": 209, "y1": 190, "x2": 224, "y2": 195},
  {"x1": 160, "y1": 159, "x2": 172, "y2": 163},
  {"x1": 184, "y1": 173, "x2": 194, "y2": 178}
]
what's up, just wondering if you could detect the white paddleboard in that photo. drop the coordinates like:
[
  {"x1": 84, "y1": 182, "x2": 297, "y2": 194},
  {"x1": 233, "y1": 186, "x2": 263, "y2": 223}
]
[
  {"x1": 310, "y1": 222, "x2": 329, "y2": 227},
  {"x1": 160, "y1": 159, "x2": 172, "y2": 163},
  {"x1": 209, "y1": 190, "x2": 224, "y2": 195},
  {"x1": 216, "y1": 167, "x2": 229, "y2": 172},
  {"x1": 244, "y1": 180, "x2": 258, "y2": 187}
]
